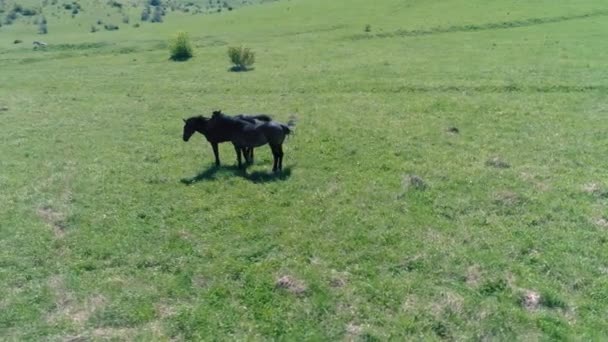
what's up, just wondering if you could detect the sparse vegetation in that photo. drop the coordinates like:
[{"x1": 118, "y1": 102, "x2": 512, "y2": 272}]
[
  {"x1": 227, "y1": 45, "x2": 255, "y2": 71},
  {"x1": 168, "y1": 31, "x2": 193, "y2": 61},
  {"x1": 103, "y1": 23, "x2": 118, "y2": 30}
]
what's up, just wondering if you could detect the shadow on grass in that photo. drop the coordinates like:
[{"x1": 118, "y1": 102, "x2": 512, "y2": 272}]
[
  {"x1": 228, "y1": 66, "x2": 255, "y2": 72},
  {"x1": 181, "y1": 164, "x2": 292, "y2": 185}
]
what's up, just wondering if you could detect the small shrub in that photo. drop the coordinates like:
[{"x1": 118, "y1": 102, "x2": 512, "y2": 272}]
[
  {"x1": 227, "y1": 46, "x2": 255, "y2": 71},
  {"x1": 90, "y1": 24, "x2": 97, "y2": 32},
  {"x1": 104, "y1": 23, "x2": 118, "y2": 30},
  {"x1": 364, "y1": 24, "x2": 371, "y2": 32},
  {"x1": 108, "y1": 0, "x2": 122, "y2": 9},
  {"x1": 5, "y1": 10, "x2": 17, "y2": 24},
  {"x1": 149, "y1": 0, "x2": 161, "y2": 6},
  {"x1": 14, "y1": 39, "x2": 22, "y2": 44},
  {"x1": 151, "y1": 5, "x2": 163, "y2": 22},
  {"x1": 122, "y1": 14, "x2": 129, "y2": 23},
  {"x1": 169, "y1": 31, "x2": 193, "y2": 61},
  {"x1": 133, "y1": 22, "x2": 140, "y2": 28},
  {"x1": 22, "y1": 8, "x2": 37, "y2": 16}
]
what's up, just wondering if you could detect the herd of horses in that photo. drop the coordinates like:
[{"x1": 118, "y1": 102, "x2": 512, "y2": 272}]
[{"x1": 182, "y1": 110, "x2": 293, "y2": 172}]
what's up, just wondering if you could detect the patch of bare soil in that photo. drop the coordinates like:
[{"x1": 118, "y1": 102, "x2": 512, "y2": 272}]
[
  {"x1": 275, "y1": 275, "x2": 307, "y2": 296},
  {"x1": 37, "y1": 206, "x2": 67, "y2": 238}
]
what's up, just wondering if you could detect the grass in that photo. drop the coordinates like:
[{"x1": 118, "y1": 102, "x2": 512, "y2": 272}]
[{"x1": 1, "y1": 0, "x2": 608, "y2": 339}]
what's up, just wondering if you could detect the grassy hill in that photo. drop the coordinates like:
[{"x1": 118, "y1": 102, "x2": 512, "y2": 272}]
[{"x1": 1, "y1": 0, "x2": 608, "y2": 339}]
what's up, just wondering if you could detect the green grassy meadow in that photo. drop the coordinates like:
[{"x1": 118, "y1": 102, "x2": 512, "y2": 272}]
[{"x1": 1, "y1": 0, "x2": 608, "y2": 339}]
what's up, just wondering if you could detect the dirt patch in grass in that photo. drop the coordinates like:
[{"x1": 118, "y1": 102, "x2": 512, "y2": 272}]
[
  {"x1": 430, "y1": 291, "x2": 464, "y2": 317},
  {"x1": 595, "y1": 218, "x2": 608, "y2": 228},
  {"x1": 493, "y1": 190, "x2": 523, "y2": 206},
  {"x1": 521, "y1": 290, "x2": 541, "y2": 310},
  {"x1": 519, "y1": 172, "x2": 551, "y2": 192},
  {"x1": 465, "y1": 265, "x2": 482, "y2": 288},
  {"x1": 403, "y1": 174, "x2": 427, "y2": 191},
  {"x1": 583, "y1": 182, "x2": 608, "y2": 197},
  {"x1": 37, "y1": 206, "x2": 67, "y2": 238},
  {"x1": 47, "y1": 275, "x2": 106, "y2": 326},
  {"x1": 155, "y1": 303, "x2": 176, "y2": 319},
  {"x1": 329, "y1": 276, "x2": 347, "y2": 288},
  {"x1": 486, "y1": 157, "x2": 510, "y2": 169},
  {"x1": 345, "y1": 322, "x2": 363, "y2": 340},
  {"x1": 276, "y1": 275, "x2": 307, "y2": 296}
]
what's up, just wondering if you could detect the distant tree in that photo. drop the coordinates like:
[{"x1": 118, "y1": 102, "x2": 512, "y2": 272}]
[
  {"x1": 90, "y1": 24, "x2": 97, "y2": 32},
  {"x1": 21, "y1": 7, "x2": 37, "y2": 16},
  {"x1": 151, "y1": 5, "x2": 163, "y2": 22},
  {"x1": 122, "y1": 14, "x2": 129, "y2": 23},
  {"x1": 4, "y1": 10, "x2": 17, "y2": 24},
  {"x1": 38, "y1": 21, "x2": 48, "y2": 34},
  {"x1": 141, "y1": 5, "x2": 150, "y2": 21},
  {"x1": 149, "y1": 0, "x2": 161, "y2": 6}
]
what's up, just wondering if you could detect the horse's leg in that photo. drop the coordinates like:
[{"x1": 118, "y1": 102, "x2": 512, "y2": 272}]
[
  {"x1": 244, "y1": 148, "x2": 253, "y2": 164},
  {"x1": 277, "y1": 144, "x2": 284, "y2": 171},
  {"x1": 270, "y1": 144, "x2": 279, "y2": 172},
  {"x1": 211, "y1": 142, "x2": 220, "y2": 166},
  {"x1": 234, "y1": 145, "x2": 243, "y2": 168},
  {"x1": 244, "y1": 148, "x2": 252, "y2": 164}
]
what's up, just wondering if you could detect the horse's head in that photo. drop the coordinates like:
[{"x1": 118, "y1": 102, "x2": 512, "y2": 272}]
[
  {"x1": 182, "y1": 116, "x2": 207, "y2": 141},
  {"x1": 212, "y1": 110, "x2": 223, "y2": 118}
]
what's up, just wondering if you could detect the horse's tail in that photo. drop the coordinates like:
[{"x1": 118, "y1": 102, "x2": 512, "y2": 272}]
[
  {"x1": 285, "y1": 114, "x2": 297, "y2": 135},
  {"x1": 281, "y1": 124, "x2": 292, "y2": 135}
]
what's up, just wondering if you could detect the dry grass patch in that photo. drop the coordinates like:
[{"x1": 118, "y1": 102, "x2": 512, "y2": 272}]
[
  {"x1": 275, "y1": 275, "x2": 307, "y2": 296},
  {"x1": 485, "y1": 156, "x2": 510, "y2": 169},
  {"x1": 37, "y1": 206, "x2": 67, "y2": 238},
  {"x1": 47, "y1": 275, "x2": 107, "y2": 327},
  {"x1": 493, "y1": 190, "x2": 523, "y2": 207}
]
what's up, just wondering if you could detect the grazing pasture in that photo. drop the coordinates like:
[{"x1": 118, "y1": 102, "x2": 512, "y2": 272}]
[{"x1": 1, "y1": 0, "x2": 608, "y2": 339}]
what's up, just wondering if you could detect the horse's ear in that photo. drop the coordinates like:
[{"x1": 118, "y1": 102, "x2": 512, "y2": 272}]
[{"x1": 182, "y1": 118, "x2": 187, "y2": 123}]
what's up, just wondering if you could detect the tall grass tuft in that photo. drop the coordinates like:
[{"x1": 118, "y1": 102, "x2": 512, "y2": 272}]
[{"x1": 227, "y1": 46, "x2": 255, "y2": 71}]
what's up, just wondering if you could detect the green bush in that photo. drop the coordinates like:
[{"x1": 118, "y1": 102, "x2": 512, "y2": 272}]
[
  {"x1": 169, "y1": 31, "x2": 193, "y2": 61},
  {"x1": 227, "y1": 46, "x2": 255, "y2": 71}
]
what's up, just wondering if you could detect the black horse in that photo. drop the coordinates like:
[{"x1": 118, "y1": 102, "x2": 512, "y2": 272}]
[
  {"x1": 209, "y1": 110, "x2": 292, "y2": 172},
  {"x1": 182, "y1": 113, "x2": 272, "y2": 166}
]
